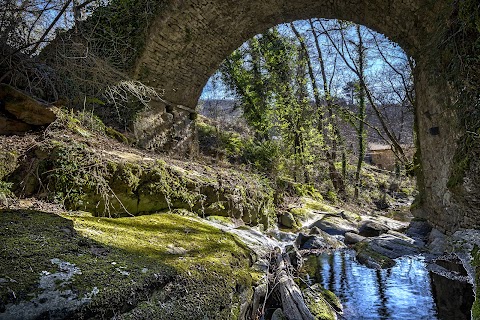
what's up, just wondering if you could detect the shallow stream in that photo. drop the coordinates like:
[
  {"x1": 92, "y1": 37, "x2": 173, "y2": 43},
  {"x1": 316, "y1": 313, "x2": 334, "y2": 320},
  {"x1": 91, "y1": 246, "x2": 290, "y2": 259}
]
[
  {"x1": 205, "y1": 218, "x2": 474, "y2": 319},
  {"x1": 302, "y1": 250, "x2": 473, "y2": 320}
]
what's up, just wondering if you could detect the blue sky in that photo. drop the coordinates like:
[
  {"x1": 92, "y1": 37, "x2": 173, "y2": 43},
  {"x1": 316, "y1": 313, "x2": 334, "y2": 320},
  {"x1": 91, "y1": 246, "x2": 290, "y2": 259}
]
[{"x1": 200, "y1": 19, "x2": 411, "y2": 106}]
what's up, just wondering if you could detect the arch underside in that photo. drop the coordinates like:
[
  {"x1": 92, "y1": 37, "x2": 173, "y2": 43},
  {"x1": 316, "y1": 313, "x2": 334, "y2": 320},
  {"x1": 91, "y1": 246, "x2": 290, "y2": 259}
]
[{"x1": 134, "y1": 0, "x2": 440, "y2": 107}]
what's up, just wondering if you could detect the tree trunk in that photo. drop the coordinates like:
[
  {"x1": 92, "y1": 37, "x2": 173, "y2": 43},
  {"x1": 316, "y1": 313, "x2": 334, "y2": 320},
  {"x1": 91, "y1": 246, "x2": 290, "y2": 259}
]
[
  {"x1": 291, "y1": 21, "x2": 345, "y2": 194},
  {"x1": 354, "y1": 24, "x2": 366, "y2": 200}
]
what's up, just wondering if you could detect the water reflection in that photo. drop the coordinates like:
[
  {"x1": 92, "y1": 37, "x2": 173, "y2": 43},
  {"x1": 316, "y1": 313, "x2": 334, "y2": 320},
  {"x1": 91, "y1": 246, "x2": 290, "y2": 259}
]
[{"x1": 306, "y1": 250, "x2": 438, "y2": 320}]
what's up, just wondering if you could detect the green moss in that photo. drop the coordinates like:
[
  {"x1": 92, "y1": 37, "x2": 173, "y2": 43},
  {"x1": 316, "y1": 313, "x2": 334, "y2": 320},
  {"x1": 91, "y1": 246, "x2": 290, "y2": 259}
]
[
  {"x1": 0, "y1": 151, "x2": 18, "y2": 180},
  {"x1": 0, "y1": 181, "x2": 12, "y2": 196},
  {"x1": 386, "y1": 206, "x2": 412, "y2": 222},
  {"x1": 0, "y1": 150, "x2": 16, "y2": 197},
  {"x1": 302, "y1": 198, "x2": 336, "y2": 213},
  {"x1": 320, "y1": 287, "x2": 342, "y2": 312},
  {"x1": 300, "y1": 255, "x2": 320, "y2": 281},
  {"x1": 448, "y1": 150, "x2": 471, "y2": 189},
  {"x1": 411, "y1": 121, "x2": 425, "y2": 210},
  {"x1": 106, "y1": 127, "x2": 128, "y2": 144},
  {"x1": 400, "y1": 186, "x2": 415, "y2": 197},
  {"x1": 29, "y1": 138, "x2": 273, "y2": 224},
  {"x1": 303, "y1": 284, "x2": 337, "y2": 320},
  {"x1": 0, "y1": 150, "x2": 18, "y2": 198},
  {"x1": 290, "y1": 207, "x2": 309, "y2": 218},
  {"x1": 57, "y1": 109, "x2": 129, "y2": 144},
  {"x1": 354, "y1": 242, "x2": 395, "y2": 269},
  {"x1": 294, "y1": 183, "x2": 323, "y2": 200},
  {"x1": 206, "y1": 215, "x2": 234, "y2": 226},
  {"x1": 9, "y1": 109, "x2": 275, "y2": 226},
  {"x1": 325, "y1": 190, "x2": 338, "y2": 203},
  {"x1": 0, "y1": 210, "x2": 254, "y2": 318}
]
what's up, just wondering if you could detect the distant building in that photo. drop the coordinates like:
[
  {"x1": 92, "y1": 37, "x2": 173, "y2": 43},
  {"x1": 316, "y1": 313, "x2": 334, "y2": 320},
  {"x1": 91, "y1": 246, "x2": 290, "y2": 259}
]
[{"x1": 365, "y1": 143, "x2": 414, "y2": 171}]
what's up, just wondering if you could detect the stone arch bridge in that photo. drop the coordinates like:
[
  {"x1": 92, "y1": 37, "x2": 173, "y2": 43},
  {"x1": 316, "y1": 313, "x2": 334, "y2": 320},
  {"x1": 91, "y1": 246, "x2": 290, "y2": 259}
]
[{"x1": 62, "y1": 0, "x2": 479, "y2": 233}]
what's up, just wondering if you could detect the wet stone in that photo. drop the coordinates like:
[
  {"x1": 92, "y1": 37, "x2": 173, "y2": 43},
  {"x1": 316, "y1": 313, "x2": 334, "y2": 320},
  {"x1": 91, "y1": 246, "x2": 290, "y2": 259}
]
[
  {"x1": 344, "y1": 232, "x2": 366, "y2": 245},
  {"x1": 271, "y1": 308, "x2": 286, "y2": 320},
  {"x1": 309, "y1": 214, "x2": 358, "y2": 236},
  {"x1": 358, "y1": 220, "x2": 390, "y2": 237}
]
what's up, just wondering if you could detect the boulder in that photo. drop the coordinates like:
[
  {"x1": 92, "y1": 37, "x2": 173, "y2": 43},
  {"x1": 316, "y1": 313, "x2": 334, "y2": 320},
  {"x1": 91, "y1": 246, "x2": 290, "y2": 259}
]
[
  {"x1": 358, "y1": 220, "x2": 389, "y2": 237},
  {"x1": 428, "y1": 228, "x2": 447, "y2": 254},
  {"x1": 406, "y1": 220, "x2": 433, "y2": 246},
  {"x1": 407, "y1": 220, "x2": 432, "y2": 236},
  {"x1": 428, "y1": 254, "x2": 474, "y2": 320},
  {"x1": 280, "y1": 212, "x2": 296, "y2": 228},
  {"x1": 285, "y1": 244, "x2": 302, "y2": 269},
  {"x1": 0, "y1": 210, "x2": 255, "y2": 320},
  {"x1": 251, "y1": 283, "x2": 268, "y2": 319},
  {"x1": 302, "y1": 237, "x2": 328, "y2": 250},
  {"x1": 364, "y1": 233, "x2": 420, "y2": 259},
  {"x1": 310, "y1": 214, "x2": 358, "y2": 236},
  {"x1": 294, "y1": 231, "x2": 344, "y2": 250},
  {"x1": 271, "y1": 308, "x2": 287, "y2": 320},
  {"x1": 0, "y1": 116, "x2": 32, "y2": 135},
  {"x1": 355, "y1": 244, "x2": 395, "y2": 269},
  {"x1": 302, "y1": 283, "x2": 341, "y2": 320},
  {"x1": 373, "y1": 197, "x2": 390, "y2": 210},
  {"x1": 375, "y1": 216, "x2": 409, "y2": 232},
  {"x1": 360, "y1": 215, "x2": 409, "y2": 233},
  {"x1": 344, "y1": 232, "x2": 366, "y2": 245},
  {"x1": 268, "y1": 229, "x2": 297, "y2": 242},
  {"x1": 355, "y1": 232, "x2": 422, "y2": 269},
  {"x1": 309, "y1": 226, "x2": 323, "y2": 235},
  {"x1": 0, "y1": 84, "x2": 56, "y2": 126},
  {"x1": 294, "y1": 232, "x2": 312, "y2": 249}
]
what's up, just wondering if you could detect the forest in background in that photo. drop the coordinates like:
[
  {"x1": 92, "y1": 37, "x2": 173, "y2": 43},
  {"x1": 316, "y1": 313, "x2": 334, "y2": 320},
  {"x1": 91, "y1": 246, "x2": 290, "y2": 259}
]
[{"x1": 198, "y1": 19, "x2": 416, "y2": 202}]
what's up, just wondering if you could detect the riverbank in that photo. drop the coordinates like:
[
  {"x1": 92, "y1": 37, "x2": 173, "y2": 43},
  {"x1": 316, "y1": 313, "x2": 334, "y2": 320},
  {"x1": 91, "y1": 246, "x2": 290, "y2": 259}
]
[{"x1": 0, "y1": 208, "x2": 257, "y2": 319}]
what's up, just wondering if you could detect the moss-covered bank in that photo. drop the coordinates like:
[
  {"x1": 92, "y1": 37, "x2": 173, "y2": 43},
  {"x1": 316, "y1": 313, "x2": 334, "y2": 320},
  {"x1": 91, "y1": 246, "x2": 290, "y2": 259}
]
[
  {"x1": 0, "y1": 210, "x2": 255, "y2": 319},
  {"x1": 4, "y1": 111, "x2": 275, "y2": 227}
]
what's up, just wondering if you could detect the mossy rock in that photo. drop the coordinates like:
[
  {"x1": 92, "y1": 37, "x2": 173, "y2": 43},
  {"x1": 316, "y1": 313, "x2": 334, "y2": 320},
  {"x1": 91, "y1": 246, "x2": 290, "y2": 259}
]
[
  {"x1": 302, "y1": 283, "x2": 339, "y2": 320},
  {"x1": 0, "y1": 151, "x2": 18, "y2": 198},
  {"x1": 106, "y1": 127, "x2": 129, "y2": 144},
  {"x1": 206, "y1": 215, "x2": 235, "y2": 226},
  {"x1": 354, "y1": 241, "x2": 395, "y2": 269},
  {"x1": 280, "y1": 211, "x2": 296, "y2": 228},
  {"x1": 0, "y1": 210, "x2": 255, "y2": 319},
  {"x1": 0, "y1": 150, "x2": 18, "y2": 180},
  {"x1": 301, "y1": 198, "x2": 336, "y2": 213}
]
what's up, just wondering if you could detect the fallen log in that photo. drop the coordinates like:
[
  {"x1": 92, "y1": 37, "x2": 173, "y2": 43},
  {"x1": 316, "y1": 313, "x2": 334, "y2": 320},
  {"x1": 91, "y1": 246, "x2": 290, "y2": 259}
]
[{"x1": 274, "y1": 251, "x2": 316, "y2": 320}]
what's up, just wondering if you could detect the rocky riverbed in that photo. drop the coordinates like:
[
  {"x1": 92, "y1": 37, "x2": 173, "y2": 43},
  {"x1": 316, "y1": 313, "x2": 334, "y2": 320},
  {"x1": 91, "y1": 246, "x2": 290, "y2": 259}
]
[{"x1": 225, "y1": 197, "x2": 478, "y2": 320}]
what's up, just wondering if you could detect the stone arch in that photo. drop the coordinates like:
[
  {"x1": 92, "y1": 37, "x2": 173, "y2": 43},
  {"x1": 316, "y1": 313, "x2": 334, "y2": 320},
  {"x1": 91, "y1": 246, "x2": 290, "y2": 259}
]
[{"x1": 133, "y1": 0, "x2": 442, "y2": 107}]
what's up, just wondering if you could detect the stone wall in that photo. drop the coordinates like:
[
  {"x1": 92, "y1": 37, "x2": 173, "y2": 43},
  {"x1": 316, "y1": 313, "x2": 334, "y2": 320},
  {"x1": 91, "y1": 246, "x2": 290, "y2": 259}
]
[
  {"x1": 133, "y1": 99, "x2": 197, "y2": 157},
  {"x1": 411, "y1": 59, "x2": 465, "y2": 234}
]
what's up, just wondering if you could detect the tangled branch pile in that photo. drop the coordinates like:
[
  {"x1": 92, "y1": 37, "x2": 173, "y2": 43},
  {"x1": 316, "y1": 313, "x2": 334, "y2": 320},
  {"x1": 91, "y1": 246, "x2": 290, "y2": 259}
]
[{"x1": 0, "y1": 0, "x2": 166, "y2": 130}]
